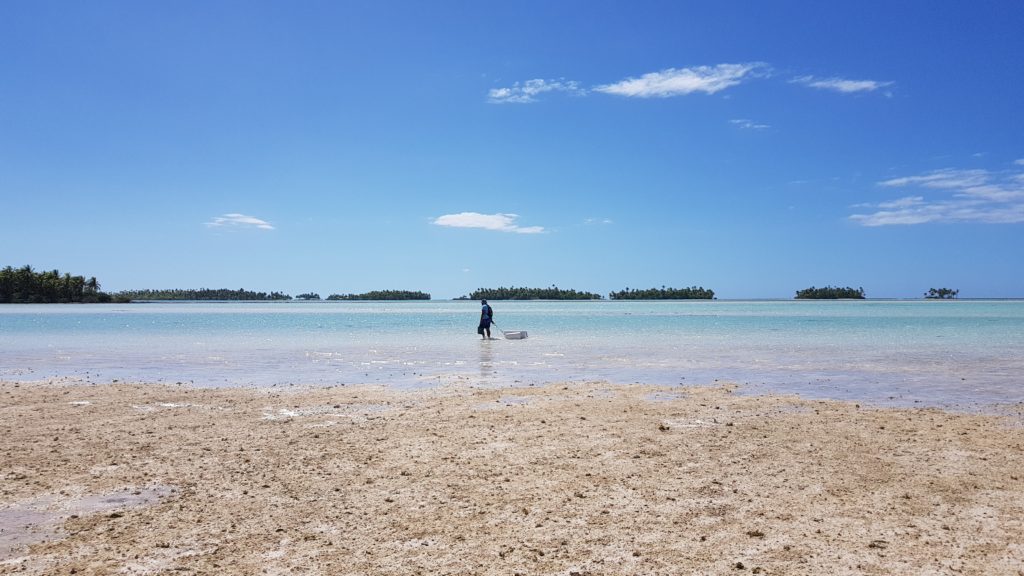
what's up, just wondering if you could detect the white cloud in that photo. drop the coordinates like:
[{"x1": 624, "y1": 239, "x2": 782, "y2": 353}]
[
  {"x1": 433, "y1": 212, "x2": 545, "y2": 234},
  {"x1": 878, "y1": 196, "x2": 925, "y2": 209},
  {"x1": 584, "y1": 217, "x2": 614, "y2": 225},
  {"x1": 205, "y1": 213, "x2": 275, "y2": 230},
  {"x1": 1015, "y1": 158, "x2": 1024, "y2": 166},
  {"x1": 852, "y1": 201, "x2": 1024, "y2": 226},
  {"x1": 850, "y1": 207, "x2": 944, "y2": 226},
  {"x1": 490, "y1": 65, "x2": 899, "y2": 106},
  {"x1": 730, "y1": 118, "x2": 770, "y2": 130},
  {"x1": 879, "y1": 168, "x2": 988, "y2": 189},
  {"x1": 850, "y1": 163, "x2": 1024, "y2": 226},
  {"x1": 792, "y1": 75, "x2": 893, "y2": 93},
  {"x1": 488, "y1": 79, "x2": 584, "y2": 104},
  {"x1": 958, "y1": 184, "x2": 1024, "y2": 202},
  {"x1": 594, "y1": 63, "x2": 765, "y2": 98}
]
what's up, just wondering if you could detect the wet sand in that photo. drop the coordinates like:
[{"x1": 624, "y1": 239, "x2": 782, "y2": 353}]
[{"x1": 2, "y1": 379, "x2": 1023, "y2": 575}]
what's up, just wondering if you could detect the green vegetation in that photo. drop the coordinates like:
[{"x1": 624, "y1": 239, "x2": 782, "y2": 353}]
[
  {"x1": 115, "y1": 288, "x2": 291, "y2": 301},
  {"x1": 1, "y1": 265, "x2": 109, "y2": 303},
  {"x1": 925, "y1": 287, "x2": 959, "y2": 299},
  {"x1": 296, "y1": 293, "x2": 322, "y2": 300},
  {"x1": 1, "y1": 265, "x2": 294, "y2": 303},
  {"x1": 327, "y1": 290, "x2": 430, "y2": 301},
  {"x1": 795, "y1": 286, "x2": 866, "y2": 299},
  {"x1": 609, "y1": 286, "x2": 715, "y2": 300},
  {"x1": 459, "y1": 286, "x2": 603, "y2": 300}
]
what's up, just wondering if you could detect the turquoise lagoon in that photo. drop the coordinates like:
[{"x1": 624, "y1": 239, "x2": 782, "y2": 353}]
[{"x1": 1, "y1": 300, "x2": 1022, "y2": 409}]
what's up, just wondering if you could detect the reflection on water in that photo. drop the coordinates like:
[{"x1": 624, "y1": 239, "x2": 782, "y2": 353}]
[{"x1": 479, "y1": 341, "x2": 495, "y2": 380}]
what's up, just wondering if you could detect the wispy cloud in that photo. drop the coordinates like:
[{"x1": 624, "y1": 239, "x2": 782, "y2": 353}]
[
  {"x1": 205, "y1": 213, "x2": 275, "y2": 230},
  {"x1": 878, "y1": 196, "x2": 926, "y2": 209},
  {"x1": 488, "y1": 79, "x2": 584, "y2": 104},
  {"x1": 594, "y1": 63, "x2": 765, "y2": 98},
  {"x1": 490, "y1": 65, "x2": 897, "y2": 104},
  {"x1": 878, "y1": 168, "x2": 988, "y2": 189},
  {"x1": 1015, "y1": 158, "x2": 1024, "y2": 166},
  {"x1": 584, "y1": 217, "x2": 614, "y2": 225},
  {"x1": 730, "y1": 118, "x2": 770, "y2": 130},
  {"x1": 850, "y1": 165, "x2": 1024, "y2": 226},
  {"x1": 433, "y1": 212, "x2": 545, "y2": 234},
  {"x1": 791, "y1": 75, "x2": 893, "y2": 94}
]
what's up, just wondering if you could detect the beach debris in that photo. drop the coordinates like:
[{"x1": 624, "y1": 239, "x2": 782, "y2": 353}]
[
  {"x1": 132, "y1": 402, "x2": 193, "y2": 413},
  {"x1": 4, "y1": 470, "x2": 29, "y2": 481},
  {"x1": 261, "y1": 403, "x2": 391, "y2": 421},
  {"x1": 661, "y1": 418, "x2": 714, "y2": 428}
]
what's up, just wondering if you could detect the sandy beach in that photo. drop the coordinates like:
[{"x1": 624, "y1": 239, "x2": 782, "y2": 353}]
[{"x1": 2, "y1": 379, "x2": 1023, "y2": 575}]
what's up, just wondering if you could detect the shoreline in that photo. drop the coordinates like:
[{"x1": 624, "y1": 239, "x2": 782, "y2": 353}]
[
  {"x1": 6, "y1": 373, "x2": 1024, "y2": 418},
  {"x1": 2, "y1": 379, "x2": 1023, "y2": 575}
]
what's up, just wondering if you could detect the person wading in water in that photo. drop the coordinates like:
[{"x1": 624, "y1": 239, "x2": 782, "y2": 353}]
[{"x1": 478, "y1": 299, "x2": 494, "y2": 340}]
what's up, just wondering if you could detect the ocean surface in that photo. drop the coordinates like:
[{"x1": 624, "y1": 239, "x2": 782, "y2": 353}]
[{"x1": 1, "y1": 300, "x2": 1022, "y2": 409}]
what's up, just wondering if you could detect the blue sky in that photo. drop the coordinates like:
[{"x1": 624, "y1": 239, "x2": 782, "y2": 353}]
[{"x1": 2, "y1": 1, "x2": 1023, "y2": 298}]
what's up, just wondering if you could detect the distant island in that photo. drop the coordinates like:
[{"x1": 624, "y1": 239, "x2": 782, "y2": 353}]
[
  {"x1": 795, "y1": 286, "x2": 866, "y2": 299},
  {"x1": 1, "y1": 267, "x2": 436, "y2": 302},
  {"x1": 115, "y1": 289, "x2": 292, "y2": 301},
  {"x1": 327, "y1": 290, "x2": 430, "y2": 301},
  {"x1": 609, "y1": 286, "x2": 715, "y2": 300},
  {"x1": 0, "y1": 264, "x2": 983, "y2": 304},
  {"x1": 925, "y1": 288, "x2": 959, "y2": 299},
  {"x1": 457, "y1": 286, "x2": 603, "y2": 300}
]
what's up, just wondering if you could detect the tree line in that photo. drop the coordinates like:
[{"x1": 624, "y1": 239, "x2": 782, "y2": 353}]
[
  {"x1": 115, "y1": 288, "x2": 292, "y2": 301},
  {"x1": 460, "y1": 286, "x2": 716, "y2": 300},
  {"x1": 1, "y1": 265, "x2": 110, "y2": 303},
  {"x1": 459, "y1": 286, "x2": 604, "y2": 300},
  {"x1": 1, "y1": 264, "x2": 968, "y2": 303},
  {"x1": 327, "y1": 290, "x2": 431, "y2": 300},
  {"x1": 609, "y1": 286, "x2": 715, "y2": 300},
  {"x1": 925, "y1": 288, "x2": 959, "y2": 299},
  {"x1": 794, "y1": 286, "x2": 866, "y2": 299}
]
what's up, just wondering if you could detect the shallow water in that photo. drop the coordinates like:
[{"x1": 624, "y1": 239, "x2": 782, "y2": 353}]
[
  {"x1": 1, "y1": 300, "x2": 1022, "y2": 408},
  {"x1": 0, "y1": 486, "x2": 173, "y2": 561}
]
